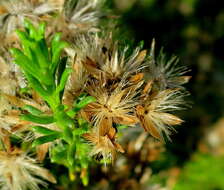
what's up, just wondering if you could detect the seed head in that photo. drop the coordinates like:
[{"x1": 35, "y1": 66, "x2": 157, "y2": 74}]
[{"x1": 0, "y1": 148, "x2": 56, "y2": 190}]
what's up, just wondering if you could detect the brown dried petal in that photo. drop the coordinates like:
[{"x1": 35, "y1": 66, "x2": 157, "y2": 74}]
[
  {"x1": 113, "y1": 142, "x2": 125, "y2": 153},
  {"x1": 158, "y1": 112, "x2": 183, "y2": 125},
  {"x1": 82, "y1": 133, "x2": 98, "y2": 144},
  {"x1": 99, "y1": 117, "x2": 113, "y2": 136},
  {"x1": 36, "y1": 143, "x2": 50, "y2": 161},
  {"x1": 113, "y1": 115, "x2": 138, "y2": 125},
  {"x1": 141, "y1": 115, "x2": 162, "y2": 141}
]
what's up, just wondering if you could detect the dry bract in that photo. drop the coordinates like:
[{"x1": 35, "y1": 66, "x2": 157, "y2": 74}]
[{"x1": 83, "y1": 119, "x2": 124, "y2": 163}]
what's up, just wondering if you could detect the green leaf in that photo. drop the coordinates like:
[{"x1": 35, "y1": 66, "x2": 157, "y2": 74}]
[
  {"x1": 67, "y1": 142, "x2": 76, "y2": 166},
  {"x1": 55, "y1": 68, "x2": 72, "y2": 97},
  {"x1": 20, "y1": 113, "x2": 54, "y2": 124},
  {"x1": 57, "y1": 57, "x2": 67, "y2": 85},
  {"x1": 67, "y1": 95, "x2": 96, "y2": 117},
  {"x1": 51, "y1": 33, "x2": 61, "y2": 53},
  {"x1": 50, "y1": 144, "x2": 68, "y2": 164},
  {"x1": 24, "y1": 19, "x2": 37, "y2": 39},
  {"x1": 52, "y1": 43, "x2": 68, "y2": 72},
  {"x1": 19, "y1": 87, "x2": 31, "y2": 94},
  {"x1": 75, "y1": 96, "x2": 96, "y2": 110},
  {"x1": 117, "y1": 125, "x2": 128, "y2": 130},
  {"x1": 138, "y1": 40, "x2": 145, "y2": 49},
  {"x1": 10, "y1": 48, "x2": 40, "y2": 78},
  {"x1": 57, "y1": 57, "x2": 68, "y2": 100},
  {"x1": 25, "y1": 73, "x2": 51, "y2": 97},
  {"x1": 62, "y1": 126, "x2": 73, "y2": 144},
  {"x1": 22, "y1": 105, "x2": 43, "y2": 116},
  {"x1": 73, "y1": 128, "x2": 87, "y2": 136},
  {"x1": 50, "y1": 33, "x2": 68, "y2": 73},
  {"x1": 16, "y1": 30, "x2": 33, "y2": 56},
  {"x1": 38, "y1": 22, "x2": 46, "y2": 37},
  {"x1": 32, "y1": 126, "x2": 60, "y2": 135},
  {"x1": 81, "y1": 173, "x2": 89, "y2": 186},
  {"x1": 38, "y1": 39, "x2": 49, "y2": 66},
  {"x1": 32, "y1": 133, "x2": 61, "y2": 147},
  {"x1": 24, "y1": 19, "x2": 45, "y2": 41},
  {"x1": 66, "y1": 109, "x2": 77, "y2": 118},
  {"x1": 32, "y1": 42, "x2": 49, "y2": 69},
  {"x1": 54, "y1": 107, "x2": 74, "y2": 128}
]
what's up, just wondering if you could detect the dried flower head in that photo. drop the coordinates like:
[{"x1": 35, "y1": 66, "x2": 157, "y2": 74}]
[
  {"x1": 83, "y1": 119, "x2": 124, "y2": 163},
  {"x1": 63, "y1": 0, "x2": 104, "y2": 31},
  {"x1": 63, "y1": 34, "x2": 190, "y2": 163},
  {"x1": 83, "y1": 82, "x2": 139, "y2": 129},
  {"x1": 0, "y1": 0, "x2": 58, "y2": 35},
  {"x1": 0, "y1": 148, "x2": 56, "y2": 190},
  {"x1": 146, "y1": 40, "x2": 191, "y2": 90},
  {"x1": 136, "y1": 87, "x2": 186, "y2": 141},
  {"x1": 72, "y1": 33, "x2": 147, "y2": 82},
  {"x1": 47, "y1": 0, "x2": 105, "y2": 41}
]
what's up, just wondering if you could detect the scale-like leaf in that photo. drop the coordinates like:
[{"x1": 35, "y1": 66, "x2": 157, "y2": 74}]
[
  {"x1": 32, "y1": 126, "x2": 60, "y2": 135},
  {"x1": 20, "y1": 113, "x2": 54, "y2": 124},
  {"x1": 22, "y1": 105, "x2": 43, "y2": 116},
  {"x1": 55, "y1": 68, "x2": 72, "y2": 96},
  {"x1": 75, "y1": 96, "x2": 96, "y2": 110},
  {"x1": 10, "y1": 48, "x2": 40, "y2": 79},
  {"x1": 32, "y1": 133, "x2": 61, "y2": 147},
  {"x1": 67, "y1": 142, "x2": 76, "y2": 166}
]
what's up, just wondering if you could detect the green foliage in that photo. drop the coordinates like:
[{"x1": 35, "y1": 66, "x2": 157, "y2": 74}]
[
  {"x1": 174, "y1": 153, "x2": 224, "y2": 190},
  {"x1": 10, "y1": 19, "x2": 69, "y2": 108},
  {"x1": 10, "y1": 20, "x2": 96, "y2": 185},
  {"x1": 22, "y1": 105, "x2": 44, "y2": 115},
  {"x1": 32, "y1": 126, "x2": 60, "y2": 135},
  {"x1": 20, "y1": 114, "x2": 54, "y2": 124}
]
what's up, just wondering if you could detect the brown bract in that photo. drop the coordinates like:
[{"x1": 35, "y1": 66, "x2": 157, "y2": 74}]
[
  {"x1": 136, "y1": 85, "x2": 184, "y2": 141},
  {"x1": 83, "y1": 118, "x2": 124, "y2": 163},
  {"x1": 83, "y1": 83, "x2": 139, "y2": 130}
]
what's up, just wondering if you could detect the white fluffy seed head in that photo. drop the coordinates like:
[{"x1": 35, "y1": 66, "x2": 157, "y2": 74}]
[{"x1": 0, "y1": 150, "x2": 56, "y2": 190}]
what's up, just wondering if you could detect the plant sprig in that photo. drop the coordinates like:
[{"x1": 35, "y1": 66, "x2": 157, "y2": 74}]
[{"x1": 10, "y1": 20, "x2": 95, "y2": 185}]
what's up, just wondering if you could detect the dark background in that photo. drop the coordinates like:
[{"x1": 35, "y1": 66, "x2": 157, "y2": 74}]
[{"x1": 111, "y1": 0, "x2": 224, "y2": 159}]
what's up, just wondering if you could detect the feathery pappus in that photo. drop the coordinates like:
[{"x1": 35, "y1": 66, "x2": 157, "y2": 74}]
[
  {"x1": 63, "y1": 0, "x2": 104, "y2": 29},
  {"x1": 63, "y1": 32, "x2": 190, "y2": 162},
  {"x1": 136, "y1": 88, "x2": 186, "y2": 141},
  {"x1": 0, "y1": 0, "x2": 59, "y2": 35},
  {"x1": 71, "y1": 33, "x2": 148, "y2": 83},
  {"x1": 46, "y1": 0, "x2": 105, "y2": 41},
  {"x1": 0, "y1": 148, "x2": 56, "y2": 190},
  {"x1": 145, "y1": 40, "x2": 191, "y2": 90}
]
